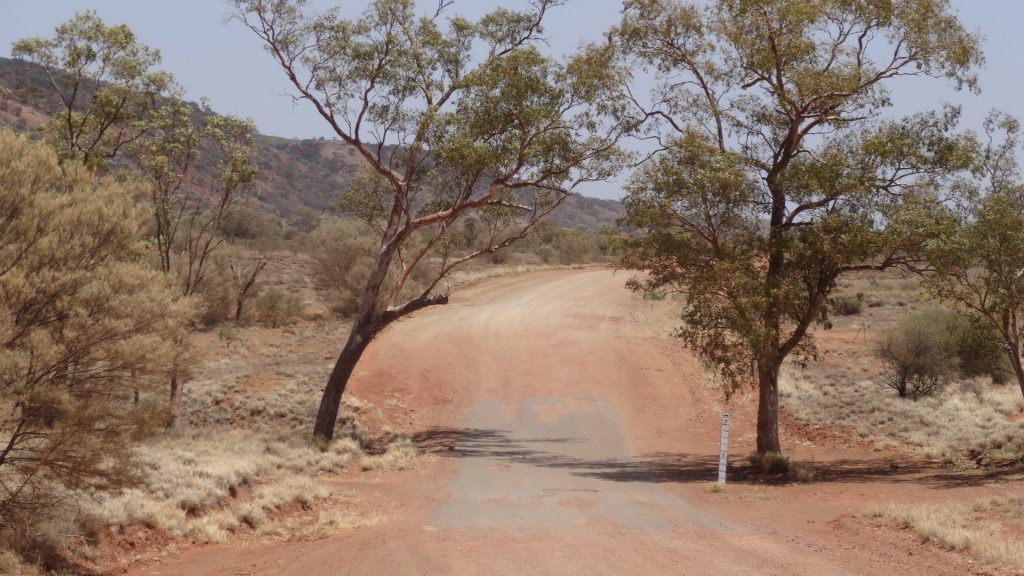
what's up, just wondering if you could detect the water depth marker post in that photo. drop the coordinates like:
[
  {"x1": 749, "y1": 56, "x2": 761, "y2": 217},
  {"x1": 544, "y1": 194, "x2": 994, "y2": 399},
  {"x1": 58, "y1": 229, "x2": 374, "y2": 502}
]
[{"x1": 718, "y1": 413, "x2": 730, "y2": 486}]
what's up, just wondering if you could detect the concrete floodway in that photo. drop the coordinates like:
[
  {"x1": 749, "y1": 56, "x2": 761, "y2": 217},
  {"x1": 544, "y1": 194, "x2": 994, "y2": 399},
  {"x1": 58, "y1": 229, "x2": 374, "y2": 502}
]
[{"x1": 434, "y1": 396, "x2": 729, "y2": 531}]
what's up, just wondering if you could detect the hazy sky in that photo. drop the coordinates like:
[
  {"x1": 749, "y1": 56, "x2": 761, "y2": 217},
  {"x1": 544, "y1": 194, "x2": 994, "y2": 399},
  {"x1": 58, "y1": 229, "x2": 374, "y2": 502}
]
[{"x1": 1, "y1": 1, "x2": 1020, "y2": 199}]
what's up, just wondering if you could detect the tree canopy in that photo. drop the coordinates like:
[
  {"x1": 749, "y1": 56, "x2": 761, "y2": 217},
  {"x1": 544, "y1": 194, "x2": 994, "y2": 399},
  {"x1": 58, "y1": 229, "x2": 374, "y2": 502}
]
[
  {"x1": 12, "y1": 10, "x2": 175, "y2": 170},
  {"x1": 925, "y1": 112, "x2": 1024, "y2": 399},
  {"x1": 0, "y1": 130, "x2": 194, "y2": 530},
  {"x1": 233, "y1": 0, "x2": 630, "y2": 439},
  {"x1": 615, "y1": 0, "x2": 982, "y2": 454}
]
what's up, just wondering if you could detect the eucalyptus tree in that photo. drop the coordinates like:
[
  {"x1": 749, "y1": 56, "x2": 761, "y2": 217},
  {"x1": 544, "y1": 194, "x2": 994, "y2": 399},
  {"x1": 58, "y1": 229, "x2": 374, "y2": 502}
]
[
  {"x1": 926, "y1": 113, "x2": 1024, "y2": 398},
  {"x1": 14, "y1": 14, "x2": 260, "y2": 424},
  {"x1": 132, "y1": 100, "x2": 259, "y2": 298},
  {"x1": 615, "y1": 0, "x2": 982, "y2": 454},
  {"x1": 233, "y1": 0, "x2": 629, "y2": 439},
  {"x1": 11, "y1": 10, "x2": 174, "y2": 171},
  {"x1": 14, "y1": 13, "x2": 260, "y2": 304}
]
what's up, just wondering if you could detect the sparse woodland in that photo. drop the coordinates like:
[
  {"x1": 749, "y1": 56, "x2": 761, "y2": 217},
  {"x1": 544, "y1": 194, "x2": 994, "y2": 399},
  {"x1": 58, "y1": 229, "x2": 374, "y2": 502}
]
[{"x1": 2, "y1": 0, "x2": 1024, "y2": 574}]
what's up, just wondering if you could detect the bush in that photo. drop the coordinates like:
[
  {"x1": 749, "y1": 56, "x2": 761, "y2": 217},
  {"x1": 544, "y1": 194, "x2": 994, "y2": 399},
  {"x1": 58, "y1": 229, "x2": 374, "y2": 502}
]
[
  {"x1": 954, "y1": 316, "x2": 1012, "y2": 384},
  {"x1": 878, "y1": 308, "x2": 1013, "y2": 399},
  {"x1": 193, "y1": 255, "x2": 234, "y2": 327},
  {"x1": 877, "y1": 308, "x2": 960, "y2": 399},
  {"x1": 255, "y1": 289, "x2": 304, "y2": 327},
  {"x1": 746, "y1": 452, "x2": 818, "y2": 482},
  {"x1": 0, "y1": 130, "x2": 194, "y2": 544},
  {"x1": 306, "y1": 219, "x2": 377, "y2": 316},
  {"x1": 829, "y1": 294, "x2": 864, "y2": 316},
  {"x1": 218, "y1": 204, "x2": 282, "y2": 241}
]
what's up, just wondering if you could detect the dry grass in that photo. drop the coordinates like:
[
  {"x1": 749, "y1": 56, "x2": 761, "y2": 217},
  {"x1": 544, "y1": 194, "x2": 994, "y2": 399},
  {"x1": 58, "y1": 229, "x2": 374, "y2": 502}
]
[
  {"x1": 0, "y1": 549, "x2": 37, "y2": 576},
  {"x1": 11, "y1": 322, "x2": 422, "y2": 573},
  {"x1": 746, "y1": 451, "x2": 819, "y2": 482},
  {"x1": 360, "y1": 435, "x2": 419, "y2": 472},
  {"x1": 7, "y1": 262, "x2": 598, "y2": 572},
  {"x1": 835, "y1": 269, "x2": 929, "y2": 309},
  {"x1": 868, "y1": 495, "x2": 1024, "y2": 572},
  {"x1": 79, "y1": 428, "x2": 366, "y2": 542},
  {"x1": 782, "y1": 370, "x2": 1024, "y2": 464}
]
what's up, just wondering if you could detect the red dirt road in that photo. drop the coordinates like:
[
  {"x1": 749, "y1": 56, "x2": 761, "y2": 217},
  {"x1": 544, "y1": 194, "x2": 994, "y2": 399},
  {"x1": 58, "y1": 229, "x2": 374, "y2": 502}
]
[{"x1": 131, "y1": 269, "x2": 1016, "y2": 576}]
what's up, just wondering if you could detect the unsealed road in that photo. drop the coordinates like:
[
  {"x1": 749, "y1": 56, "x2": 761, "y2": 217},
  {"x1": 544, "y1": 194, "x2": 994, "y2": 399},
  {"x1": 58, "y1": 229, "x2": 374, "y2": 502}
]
[{"x1": 133, "y1": 269, "x2": 998, "y2": 576}]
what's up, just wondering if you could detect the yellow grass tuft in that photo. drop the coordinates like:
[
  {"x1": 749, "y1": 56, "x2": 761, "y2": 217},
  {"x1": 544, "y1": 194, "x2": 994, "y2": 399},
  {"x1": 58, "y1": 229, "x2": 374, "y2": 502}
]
[
  {"x1": 868, "y1": 496, "x2": 1024, "y2": 571},
  {"x1": 781, "y1": 370, "x2": 1024, "y2": 464}
]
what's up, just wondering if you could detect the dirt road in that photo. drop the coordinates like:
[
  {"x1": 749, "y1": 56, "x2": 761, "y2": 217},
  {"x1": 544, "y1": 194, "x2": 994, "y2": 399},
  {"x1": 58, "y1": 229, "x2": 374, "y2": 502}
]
[{"x1": 132, "y1": 269, "x2": 1007, "y2": 576}]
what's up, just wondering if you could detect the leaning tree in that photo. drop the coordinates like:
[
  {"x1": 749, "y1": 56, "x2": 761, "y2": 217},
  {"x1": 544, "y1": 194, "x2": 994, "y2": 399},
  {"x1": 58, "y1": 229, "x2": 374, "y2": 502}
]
[
  {"x1": 233, "y1": 0, "x2": 629, "y2": 439},
  {"x1": 615, "y1": 0, "x2": 981, "y2": 454}
]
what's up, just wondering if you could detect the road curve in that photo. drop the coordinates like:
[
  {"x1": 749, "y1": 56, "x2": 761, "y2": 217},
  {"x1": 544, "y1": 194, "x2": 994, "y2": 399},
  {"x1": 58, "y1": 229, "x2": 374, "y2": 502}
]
[{"x1": 131, "y1": 269, "x2": 982, "y2": 576}]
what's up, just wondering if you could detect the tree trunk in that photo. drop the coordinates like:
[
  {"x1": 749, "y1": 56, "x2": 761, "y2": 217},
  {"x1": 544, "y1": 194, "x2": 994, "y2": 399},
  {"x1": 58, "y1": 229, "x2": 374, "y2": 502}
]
[
  {"x1": 234, "y1": 296, "x2": 246, "y2": 325},
  {"x1": 1008, "y1": 348, "x2": 1024, "y2": 400},
  {"x1": 756, "y1": 358, "x2": 782, "y2": 454},
  {"x1": 313, "y1": 324, "x2": 375, "y2": 440},
  {"x1": 168, "y1": 376, "x2": 183, "y2": 429}
]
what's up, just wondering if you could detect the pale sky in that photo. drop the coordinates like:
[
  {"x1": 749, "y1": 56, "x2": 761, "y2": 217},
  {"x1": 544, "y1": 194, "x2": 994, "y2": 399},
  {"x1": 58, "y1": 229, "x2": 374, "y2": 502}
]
[{"x1": 1, "y1": 1, "x2": 1020, "y2": 199}]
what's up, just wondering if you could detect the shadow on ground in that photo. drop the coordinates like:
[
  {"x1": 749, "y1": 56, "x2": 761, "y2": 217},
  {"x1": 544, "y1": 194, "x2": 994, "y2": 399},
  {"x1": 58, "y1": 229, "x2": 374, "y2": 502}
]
[{"x1": 412, "y1": 427, "x2": 1022, "y2": 489}]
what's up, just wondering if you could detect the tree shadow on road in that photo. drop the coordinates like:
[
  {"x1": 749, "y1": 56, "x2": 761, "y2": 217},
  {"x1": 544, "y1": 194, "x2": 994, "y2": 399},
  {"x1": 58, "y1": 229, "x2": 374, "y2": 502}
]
[{"x1": 412, "y1": 426, "x2": 1022, "y2": 488}]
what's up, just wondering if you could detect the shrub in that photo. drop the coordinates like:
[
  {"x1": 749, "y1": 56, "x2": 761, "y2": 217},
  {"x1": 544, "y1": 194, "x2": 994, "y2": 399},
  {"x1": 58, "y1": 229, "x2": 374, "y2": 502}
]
[
  {"x1": 488, "y1": 246, "x2": 510, "y2": 264},
  {"x1": 877, "y1": 308, "x2": 960, "y2": 399},
  {"x1": 192, "y1": 255, "x2": 235, "y2": 327},
  {"x1": 218, "y1": 204, "x2": 282, "y2": 241},
  {"x1": 829, "y1": 294, "x2": 864, "y2": 316},
  {"x1": 535, "y1": 244, "x2": 554, "y2": 264},
  {"x1": 746, "y1": 452, "x2": 818, "y2": 482},
  {"x1": 0, "y1": 131, "x2": 194, "y2": 547},
  {"x1": 878, "y1": 308, "x2": 1012, "y2": 399},
  {"x1": 953, "y1": 315, "x2": 1012, "y2": 384},
  {"x1": 306, "y1": 219, "x2": 376, "y2": 316},
  {"x1": 255, "y1": 288, "x2": 304, "y2": 327}
]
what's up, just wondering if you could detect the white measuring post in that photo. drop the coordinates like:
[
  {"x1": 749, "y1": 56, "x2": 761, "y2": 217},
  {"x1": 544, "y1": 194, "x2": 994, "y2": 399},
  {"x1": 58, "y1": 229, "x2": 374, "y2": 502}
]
[{"x1": 717, "y1": 413, "x2": 731, "y2": 486}]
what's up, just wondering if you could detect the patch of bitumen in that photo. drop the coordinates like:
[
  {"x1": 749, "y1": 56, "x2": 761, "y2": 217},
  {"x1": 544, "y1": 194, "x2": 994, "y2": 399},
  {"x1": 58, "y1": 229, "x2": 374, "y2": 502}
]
[{"x1": 430, "y1": 397, "x2": 732, "y2": 532}]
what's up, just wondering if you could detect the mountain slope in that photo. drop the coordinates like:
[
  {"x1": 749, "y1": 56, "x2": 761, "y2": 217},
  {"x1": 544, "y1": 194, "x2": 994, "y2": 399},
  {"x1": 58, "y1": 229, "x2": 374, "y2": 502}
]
[{"x1": 0, "y1": 56, "x2": 623, "y2": 230}]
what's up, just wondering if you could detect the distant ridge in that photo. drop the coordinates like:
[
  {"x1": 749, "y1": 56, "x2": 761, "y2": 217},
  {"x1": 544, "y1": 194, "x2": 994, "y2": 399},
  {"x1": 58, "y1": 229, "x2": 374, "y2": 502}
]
[{"x1": 0, "y1": 56, "x2": 623, "y2": 230}]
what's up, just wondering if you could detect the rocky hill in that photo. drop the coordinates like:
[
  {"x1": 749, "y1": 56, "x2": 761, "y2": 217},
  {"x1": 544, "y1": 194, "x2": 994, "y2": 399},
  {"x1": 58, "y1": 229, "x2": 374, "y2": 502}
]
[{"x1": 0, "y1": 56, "x2": 623, "y2": 230}]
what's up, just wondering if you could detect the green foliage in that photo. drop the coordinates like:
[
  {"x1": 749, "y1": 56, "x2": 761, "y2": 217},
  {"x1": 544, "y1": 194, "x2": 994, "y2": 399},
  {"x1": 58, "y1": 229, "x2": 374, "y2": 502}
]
[
  {"x1": 15, "y1": 14, "x2": 261, "y2": 317},
  {"x1": 925, "y1": 112, "x2": 1024, "y2": 395},
  {"x1": 0, "y1": 130, "x2": 194, "y2": 536},
  {"x1": 134, "y1": 99, "x2": 259, "y2": 300},
  {"x1": 874, "y1": 306, "x2": 1008, "y2": 397},
  {"x1": 12, "y1": 11, "x2": 175, "y2": 170},
  {"x1": 306, "y1": 219, "x2": 378, "y2": 317},
  {"x1": 255, "y1": 289, "x2": 304, "y2": 328},
  {"x1": 614, "y1": 0, "x2": 982, "y2": 452},
  {"x1": 524, "y1": 221, "x2": 606, "y2": 265},
  {"x1": 234, "y1": 0, "x2": 630, "y2": 440},
  {"x1": 954, "y1": 316, "x2": 1012, "y2": 384},
  {"x1": 233, "y1": 0, "x2": 628, "y2": 321},
  {"x1": 830, "y1": 294, "x2": 864, "y2": 317},
  {"x1": 219, "y1": 204, "x2": 282, "y2": 242},
  {"x1": 877, "y1": 308, "x2": 960, "y2": 399},
  {"x1": 192, "y1": 255, "x2": 235, "y2": 327}
]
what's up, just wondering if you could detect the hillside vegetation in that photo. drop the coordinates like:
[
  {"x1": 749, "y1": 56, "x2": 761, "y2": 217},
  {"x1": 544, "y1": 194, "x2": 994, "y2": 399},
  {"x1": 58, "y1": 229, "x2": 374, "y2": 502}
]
[{"x1": 0, "y1": 57, "x2": 623, "y2": 231}]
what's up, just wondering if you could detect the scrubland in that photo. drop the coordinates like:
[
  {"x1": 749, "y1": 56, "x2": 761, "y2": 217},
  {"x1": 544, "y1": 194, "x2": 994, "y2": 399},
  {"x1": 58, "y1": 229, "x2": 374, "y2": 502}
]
[
  {"x1": 776, "y1": 270, "x2": 1024, "y2": 572},
  {"x1": 0, "y1": 232, "x2": 604, "y2": 576},
  {"x1": 868, "y1": 497, "x2": 1024, "y2": 572},
  {"x1": 1, "y1": 317, "x2": 416, "y2": 576}
]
